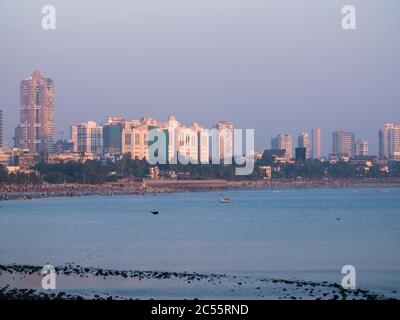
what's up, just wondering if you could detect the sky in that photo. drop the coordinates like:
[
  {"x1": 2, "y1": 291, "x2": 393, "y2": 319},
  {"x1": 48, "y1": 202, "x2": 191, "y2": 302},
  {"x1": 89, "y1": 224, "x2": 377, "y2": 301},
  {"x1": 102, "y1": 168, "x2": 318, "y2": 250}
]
[{"x1": 0, "y1": 0, "x2": 399, "y2": 155}]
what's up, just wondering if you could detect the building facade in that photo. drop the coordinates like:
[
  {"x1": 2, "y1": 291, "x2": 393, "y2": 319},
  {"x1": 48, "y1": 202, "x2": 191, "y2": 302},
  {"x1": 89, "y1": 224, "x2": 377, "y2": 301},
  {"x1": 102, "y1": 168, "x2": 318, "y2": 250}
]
[
  {"x1": 176, "y1": 126, "x2": 199, "y2": 163},
  {"x1": 192, "y1": 122, "x2": 210, "y2": 164},
  {"x1": 298, "y1": 132, "x2": 310, "y2": 159},
  {"x1": 122, "y1": 124, "x2": 148, "y2": 160},
  {"x1": 103, "y1": 123, "x2": 123, "y2": 154},
  {"x1": 332, "y1": 130, "x2": 355, "y2": 158},
  {"x1": 311, "y1": 127, "x2": 321, "y2": 159},
  {"x1": 271, "y1": 134, "x2": 293, "y2": 159},
  {"x1": 354, "y1": 139, "x2": 368, "y2": 157},
  {"x1": 71, "y1": 121, "x2": 103, "y2": 155},
  {"x1": 15, "y1": 71, "x2": 55, "y2": 153},
  {"x1": 379, "y1": 123, "x2": 400, "y2": 159},
  {"x1": 216, "y1": 121, "x2": 234, "y2": 162},
  {"x1": 0, "y1": 110, "x2": 3, "y2": 150}
]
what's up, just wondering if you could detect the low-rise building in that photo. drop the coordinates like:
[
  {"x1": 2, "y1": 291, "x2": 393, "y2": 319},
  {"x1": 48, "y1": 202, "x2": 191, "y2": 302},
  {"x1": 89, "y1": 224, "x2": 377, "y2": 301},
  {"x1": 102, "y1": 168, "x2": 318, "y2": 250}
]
[{"x1": 259, "y1": 166, "x2": 272, "y2": 179}]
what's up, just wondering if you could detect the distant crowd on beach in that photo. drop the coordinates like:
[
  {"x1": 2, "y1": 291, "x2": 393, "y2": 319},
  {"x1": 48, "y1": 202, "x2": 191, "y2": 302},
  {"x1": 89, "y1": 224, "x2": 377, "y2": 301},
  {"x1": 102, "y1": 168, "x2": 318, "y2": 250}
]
[{"x1": 1, "y1": 178, "x2": 400, "y2": 201}]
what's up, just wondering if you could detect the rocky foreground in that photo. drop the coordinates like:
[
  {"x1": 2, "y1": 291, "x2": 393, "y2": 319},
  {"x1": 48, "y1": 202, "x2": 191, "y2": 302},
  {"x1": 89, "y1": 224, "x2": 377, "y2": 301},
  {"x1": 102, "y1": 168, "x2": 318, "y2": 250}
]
[{"x1": 0, "y1": 264, "x2": 396, "y2": 300}]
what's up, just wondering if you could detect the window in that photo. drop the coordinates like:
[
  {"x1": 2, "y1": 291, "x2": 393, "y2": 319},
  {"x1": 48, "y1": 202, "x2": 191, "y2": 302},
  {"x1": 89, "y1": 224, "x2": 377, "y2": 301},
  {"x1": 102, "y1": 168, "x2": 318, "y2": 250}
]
[{"x1": 125, "y1": 133, "x2": 131, "y2": 145}]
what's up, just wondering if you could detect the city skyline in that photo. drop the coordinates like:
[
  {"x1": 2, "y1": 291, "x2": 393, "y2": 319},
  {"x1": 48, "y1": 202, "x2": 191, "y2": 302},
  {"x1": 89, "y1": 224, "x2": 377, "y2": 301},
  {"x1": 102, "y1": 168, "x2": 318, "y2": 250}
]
[
  {"x1": 2, "y1": 70, "x2": 398, "y2": 160},
  {"x1": 1, "y1": 1, "x2": 399, "y2": 155},
  {"x1": 1, "y1": 71, "x2": 400, "y2": 161}
]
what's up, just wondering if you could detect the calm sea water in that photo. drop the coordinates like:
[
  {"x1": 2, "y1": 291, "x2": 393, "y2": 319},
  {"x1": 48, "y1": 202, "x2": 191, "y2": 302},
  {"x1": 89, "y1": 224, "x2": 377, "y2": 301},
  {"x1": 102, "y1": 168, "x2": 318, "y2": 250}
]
[{"x1": 1, "y1": 187, "x2": 399, "y2": 296}]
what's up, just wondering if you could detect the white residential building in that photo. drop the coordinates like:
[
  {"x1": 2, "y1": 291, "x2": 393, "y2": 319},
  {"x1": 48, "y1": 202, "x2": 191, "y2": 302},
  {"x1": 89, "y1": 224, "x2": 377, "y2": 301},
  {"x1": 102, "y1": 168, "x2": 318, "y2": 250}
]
[
  {"x1": 379, "y1": 123, "x2": 400, "y2": 159},
  {"x1": 70, "y1": 121, "x2": 103, "y2": 155},
  {"x1": 355, "y1": 139, "x2": 368, "y2": 157}
]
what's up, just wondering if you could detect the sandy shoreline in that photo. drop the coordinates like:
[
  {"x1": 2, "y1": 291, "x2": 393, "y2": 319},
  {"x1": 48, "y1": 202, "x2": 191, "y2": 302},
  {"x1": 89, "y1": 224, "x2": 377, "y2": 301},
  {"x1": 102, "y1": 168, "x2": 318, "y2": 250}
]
[{"x1": 1, "y1": 178, "x2": 400, "y2": 201}]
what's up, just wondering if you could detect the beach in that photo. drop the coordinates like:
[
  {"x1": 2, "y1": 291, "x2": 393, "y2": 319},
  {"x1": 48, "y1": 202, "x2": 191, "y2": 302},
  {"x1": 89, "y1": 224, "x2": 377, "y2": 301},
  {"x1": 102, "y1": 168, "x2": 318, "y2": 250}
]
[{"x1": 1, "y1": 178, "x2": 400, "y2": 201}]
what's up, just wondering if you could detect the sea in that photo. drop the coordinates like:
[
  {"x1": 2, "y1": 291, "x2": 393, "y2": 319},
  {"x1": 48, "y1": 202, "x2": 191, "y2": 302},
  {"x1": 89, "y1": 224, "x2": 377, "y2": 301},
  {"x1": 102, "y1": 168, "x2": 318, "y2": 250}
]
[{"x1": 0, "y1": 187, "x2": 399, "y2": 299}]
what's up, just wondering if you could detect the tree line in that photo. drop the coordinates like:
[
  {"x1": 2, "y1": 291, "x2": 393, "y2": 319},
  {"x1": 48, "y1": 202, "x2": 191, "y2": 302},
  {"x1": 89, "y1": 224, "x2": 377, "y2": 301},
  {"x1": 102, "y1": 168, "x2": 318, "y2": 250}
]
[{"x1": 1, "y1": 155, "x2": 400, "y2": 185}]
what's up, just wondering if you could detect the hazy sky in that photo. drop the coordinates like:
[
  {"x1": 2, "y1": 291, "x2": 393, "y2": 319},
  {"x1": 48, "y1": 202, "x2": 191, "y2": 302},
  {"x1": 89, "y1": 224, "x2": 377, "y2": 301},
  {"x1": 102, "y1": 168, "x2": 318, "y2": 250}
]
[{"x1": 0, "y1": 0, "x2": 399, "y2": 155}]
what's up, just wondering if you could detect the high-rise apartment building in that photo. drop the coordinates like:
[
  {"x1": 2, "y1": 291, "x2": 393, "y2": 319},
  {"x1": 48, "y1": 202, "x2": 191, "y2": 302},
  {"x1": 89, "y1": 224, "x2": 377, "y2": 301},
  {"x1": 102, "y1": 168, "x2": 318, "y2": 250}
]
[
  {"x1": 332, "y1": 130, "x2": 355, "y2": 158},
  {"x1": 354, "y1": 139, "x2": 368, "y2": 157},
  {"x1": 71, "y1": 121, "x2": 103, "y2": 155},
  {"x1": 192, "y1": 122, "x2": 210, "y2": 164},
  {"x1": 121, "y1": 123, "x2": 148, "y2": 160},
  {"x1": 271, "y1": 134, "x2": 293, "y2": 159},
  {"x1": 0, "y1": 110, "x2": 3, "y2": 150},
  {"x1": 15, "y1": 71, "x2": 55, "y2": 153},
  {"x1": 298, "y1": 132, "x2": 310, "y2": 159},
  {"x1": 176, "y1": 126, "x2": 199, "y2": 163},
  {"x1": 216, "y1": 121, "x2": 234, "y2": 162},
  {"x1": 379, "y1": 123, "x2": 400, "y2": 159},
  {"x1": 162, "y1": 116, "x2": 204, "y2": 164},
  {"x1": 311, "y1": 127, "x2": 321, "y2": 159}
]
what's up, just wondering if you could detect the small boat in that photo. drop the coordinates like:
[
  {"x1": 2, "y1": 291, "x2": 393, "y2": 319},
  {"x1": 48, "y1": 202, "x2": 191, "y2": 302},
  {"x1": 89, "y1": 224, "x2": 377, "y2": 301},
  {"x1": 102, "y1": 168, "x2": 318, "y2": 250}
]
[
  {"x1": 377, "y1": 189, "x2": 390, "y2": 193},
  {"x1": 219, "y1": 197, "x2": 231, "y2": 203}
]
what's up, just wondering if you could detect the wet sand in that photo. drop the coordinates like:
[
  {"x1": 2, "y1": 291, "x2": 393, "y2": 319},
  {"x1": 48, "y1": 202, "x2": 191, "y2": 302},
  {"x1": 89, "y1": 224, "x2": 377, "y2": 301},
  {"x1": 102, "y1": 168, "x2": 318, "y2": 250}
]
[{"x1": 0, "y1": 264, "x2": 396, "y2": 300}]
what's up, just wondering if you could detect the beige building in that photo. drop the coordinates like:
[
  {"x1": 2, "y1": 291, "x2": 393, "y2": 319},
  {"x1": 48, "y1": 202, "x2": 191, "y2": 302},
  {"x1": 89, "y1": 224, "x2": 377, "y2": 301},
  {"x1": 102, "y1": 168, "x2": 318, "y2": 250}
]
[
  {"x1": 311, "y1": 127, "x2": 321, "y2": 159},
  {"x1": 0, "y1": 149, "x2": 11, "y2": 167},
  {"x1": 15, "y1": 71, "x2": 55, "y2": 153},
  {"x1": 192, "y1": 122, "x2": 210, "y2": 164},
  {"x1": 0, "y1": 110, "x2": 3, "y2": 150},
  {"x1": 122, "y1": 124, "x2": 148, "y2": 160},
  {"x1": 47, "y1": 152, "x2": 82, "y2": 164},
  {"x1": 271, "y1": 134, "x2": 293, "y2": 159},
  {"x1": 216, "y1": 121, "x2": 234, "y2": 162},
  {"x1": 259, "y1": 166, "x2": 272, "y2": 179}
]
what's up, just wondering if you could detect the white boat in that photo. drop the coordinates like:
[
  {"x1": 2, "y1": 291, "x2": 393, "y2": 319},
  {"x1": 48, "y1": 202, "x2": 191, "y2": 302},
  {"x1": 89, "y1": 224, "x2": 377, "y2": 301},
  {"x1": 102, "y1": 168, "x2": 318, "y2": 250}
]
[{"x1": 219, "y1": 197, "x2": 231, "y2": 203}]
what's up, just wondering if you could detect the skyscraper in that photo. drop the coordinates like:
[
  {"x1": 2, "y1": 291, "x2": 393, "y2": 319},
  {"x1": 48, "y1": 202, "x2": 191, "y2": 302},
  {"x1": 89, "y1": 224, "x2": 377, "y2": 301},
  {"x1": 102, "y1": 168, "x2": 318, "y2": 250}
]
[
  {"x1": 15, "y1": 70, "x2": 55, "y2": 153},
  {"x1": 379, "y1": 123, "x2": 400, "y2": 159},
  {"x1": 271, "y1": 134, "x2": 293, "y2": 159},
  {"x1": 354, "y1": 139, "x2": 368, "y2": 157},
  {"x1": 0, "y1": 110, "x2": 3, "y2": 150},
  {"x1": 216, "y1": 121, "x2": 234, "y2": 162},
  {"x1": 311, "y1": 127, "x2": 321, "y2": 159},
  {"x1": 332, "y1": 130, "x2": 355, "y2": 158},
  {"x1": 298, "y1": 132, "x2": 310, "y2": 159}
]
